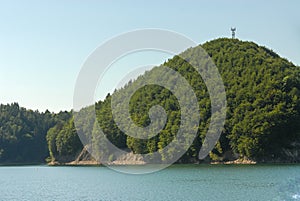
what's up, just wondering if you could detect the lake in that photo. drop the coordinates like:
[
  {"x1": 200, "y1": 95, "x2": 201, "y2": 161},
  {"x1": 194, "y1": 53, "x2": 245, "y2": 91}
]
[{"x1": 0, "y1": 164, "x2": 300, "y2": 201}]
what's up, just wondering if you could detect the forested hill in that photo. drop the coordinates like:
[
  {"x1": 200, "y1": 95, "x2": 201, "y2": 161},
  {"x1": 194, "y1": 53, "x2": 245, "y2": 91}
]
[
  {"x1": 0, "y1": 103, "x2": 72, "y2": 163},
  {"x1": 48, "y1": 38, "x2": 300, "y2": 164},
  {"x1": 1, "y1": 38, "x2": 300, "y2": 164},
  {"x1": 202, "y1": 39, "x2": 300, "y2": 162}
]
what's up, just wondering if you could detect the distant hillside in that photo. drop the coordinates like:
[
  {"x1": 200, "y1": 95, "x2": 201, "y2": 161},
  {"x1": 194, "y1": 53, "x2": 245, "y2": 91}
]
[
  {"x1": 50, "y1": 38, "x2": 300, "y2": 164},
  {"x1": 0, "y1": 103, "x2": 72, "y2": 163},
  {"x1": 202, "y1": 39, "x2": 300, "y2": 162},
  {"x1": 2, "y1": 38, "x2": 300, "y2": 164}
]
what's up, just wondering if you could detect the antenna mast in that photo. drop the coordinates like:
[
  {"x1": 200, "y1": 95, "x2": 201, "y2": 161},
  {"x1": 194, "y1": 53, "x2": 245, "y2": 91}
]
[{"x1": 231, "y1": 27, "x2": 236, "y2": 39}]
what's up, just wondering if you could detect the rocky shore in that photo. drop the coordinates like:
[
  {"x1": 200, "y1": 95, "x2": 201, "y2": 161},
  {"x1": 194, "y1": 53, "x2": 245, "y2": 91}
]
[
  {"x1": 49, "y1": 156, "x2": 257, "y2": 166},
  {"x1": 210, "y1": 158, "x2": 257, "y2": 165}
]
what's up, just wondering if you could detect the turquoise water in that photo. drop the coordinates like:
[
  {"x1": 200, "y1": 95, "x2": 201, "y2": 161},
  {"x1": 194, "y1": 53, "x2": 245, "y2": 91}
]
[{"x1": 0, "y1": 164, "x2": 300, "y2": 201}]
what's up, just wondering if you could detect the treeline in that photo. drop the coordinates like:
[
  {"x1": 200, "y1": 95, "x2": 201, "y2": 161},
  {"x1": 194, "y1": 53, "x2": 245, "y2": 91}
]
[
  {"x1": 88, "y1": 38, "x2": 300, "y2": 163},
  {"x1": 0, "y1": 103, "x2": 71, "y2": 163},
  {"x1": 55, "y1": 38, "x2": 300, "y2": 163},
  {"x1": 1, "y1": 38, "x2": 300, "y2": 164},
  {"x1": 203, "y1": 39, "x2": 300, "y2": 161}
]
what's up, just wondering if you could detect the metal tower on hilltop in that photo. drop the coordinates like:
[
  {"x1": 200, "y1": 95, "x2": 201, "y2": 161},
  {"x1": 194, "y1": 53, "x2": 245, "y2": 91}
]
[{"x1": 231, "y1": 27, "x2": 236, "y2": 39}]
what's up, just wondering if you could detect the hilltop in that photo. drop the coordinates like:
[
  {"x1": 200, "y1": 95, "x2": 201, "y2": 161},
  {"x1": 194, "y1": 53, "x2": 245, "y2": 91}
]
[{"x1": 1, "y1": 38, "x2": 300, "y2": 164}]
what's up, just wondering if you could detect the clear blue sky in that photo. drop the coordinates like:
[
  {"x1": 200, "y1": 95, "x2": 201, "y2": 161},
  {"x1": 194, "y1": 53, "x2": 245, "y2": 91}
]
[{"x1": 0, "y1": 0, "x2": 299, "y2": 112}]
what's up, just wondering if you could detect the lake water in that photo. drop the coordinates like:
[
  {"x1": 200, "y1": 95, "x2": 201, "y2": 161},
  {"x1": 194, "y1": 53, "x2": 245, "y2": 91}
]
[{"x1": 0, "y1": 164, "x2": 300, "y2": 201}]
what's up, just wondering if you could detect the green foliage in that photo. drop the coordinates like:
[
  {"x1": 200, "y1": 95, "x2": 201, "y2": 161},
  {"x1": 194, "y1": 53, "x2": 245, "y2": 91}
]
[
  {"x1": 49, "y1": 38, "x2": 300, "y2": 163},
  {"x1": 82, "y1": 38, "x2": 300, "y2": 162},
  {"x1": 2, "y1": 38, "x2": 300, "y2": 164},
  {"x1": 46, "y1": 118, "x2": 83, "y2": 162},
  {"x1": 203, "y1": 38, "x2": 300, "y2": 161},
  {"x1": 0, "y1": 103, "x2": 69, "y2": 163}
]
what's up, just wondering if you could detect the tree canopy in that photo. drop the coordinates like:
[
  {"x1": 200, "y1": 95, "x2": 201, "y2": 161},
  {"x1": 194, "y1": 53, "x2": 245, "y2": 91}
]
[
  {"x1": 0, "y1": 103, "x2": 72, "y2": 163},
  {"x1": 1, "y1": 38, "x2": 300, "y2": 164},
  {"x1": 68, "y1": 38, "x2": 300, "y2": 163}
]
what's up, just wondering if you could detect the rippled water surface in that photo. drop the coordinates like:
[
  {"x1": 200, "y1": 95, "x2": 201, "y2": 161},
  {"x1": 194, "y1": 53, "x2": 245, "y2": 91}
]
[{"x1": 0, "y1": 164, "x2": 300, "y2": 201}]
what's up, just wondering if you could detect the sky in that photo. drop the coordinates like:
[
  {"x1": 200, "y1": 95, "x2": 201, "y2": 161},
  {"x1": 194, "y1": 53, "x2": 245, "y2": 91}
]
[{"x1": 0, "y1": 0, "x2": 299, "y2": 112}]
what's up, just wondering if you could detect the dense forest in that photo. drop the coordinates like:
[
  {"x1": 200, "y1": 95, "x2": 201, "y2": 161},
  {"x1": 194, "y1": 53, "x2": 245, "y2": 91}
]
[
  {"x1": 1, "y1": 38, "x2": 300, "y2": 164},
  {"x1": 0, "y1": 103, "x2": 71, "y2": 163}
]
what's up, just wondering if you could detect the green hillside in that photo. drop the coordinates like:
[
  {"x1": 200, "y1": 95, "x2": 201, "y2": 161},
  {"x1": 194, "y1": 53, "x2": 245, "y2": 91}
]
[
  {"x1": 54, "y1": 38, "x2": 300, "y2": 164},
  {"x1": 1, "y1": 38, "x2": 300, "y2": 164},
  {"x1": 0, "y1": 103, "x2": 72, "y2": 163}
]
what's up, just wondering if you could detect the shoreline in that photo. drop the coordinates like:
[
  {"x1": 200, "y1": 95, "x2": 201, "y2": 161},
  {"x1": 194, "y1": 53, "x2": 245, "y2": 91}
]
[
  {"x1": 47, "y1": 158, "x2": 300, "y2": 166},
  {"x1": 1, "y1": 161, "x2": 300, "y2": 167},
  {"x1": 210, "y1": 158, "x2": 257, "y2": 165}
]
